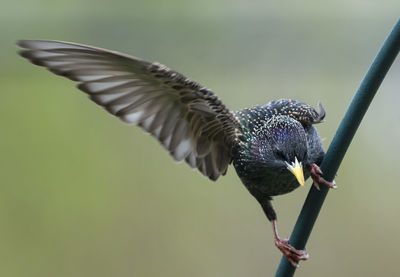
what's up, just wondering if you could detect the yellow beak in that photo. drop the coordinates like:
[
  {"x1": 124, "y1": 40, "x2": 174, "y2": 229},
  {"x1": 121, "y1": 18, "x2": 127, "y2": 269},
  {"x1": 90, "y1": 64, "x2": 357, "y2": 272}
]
[{"x1": 285, "y1": 157, "x2": 305, "y2": 187}]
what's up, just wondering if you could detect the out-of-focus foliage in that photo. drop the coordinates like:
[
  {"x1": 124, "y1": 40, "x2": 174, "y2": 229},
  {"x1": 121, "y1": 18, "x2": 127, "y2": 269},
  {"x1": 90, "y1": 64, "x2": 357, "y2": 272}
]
[{"x1": 1, "y1": 1, "x2": 400, "y2": 276}]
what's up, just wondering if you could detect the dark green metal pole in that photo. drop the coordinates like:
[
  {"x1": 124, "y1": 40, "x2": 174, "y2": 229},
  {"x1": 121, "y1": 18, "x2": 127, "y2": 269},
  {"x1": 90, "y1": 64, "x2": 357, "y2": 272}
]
[{"x1": 274, "y1": 19, "x2": 400, "y2": 277}]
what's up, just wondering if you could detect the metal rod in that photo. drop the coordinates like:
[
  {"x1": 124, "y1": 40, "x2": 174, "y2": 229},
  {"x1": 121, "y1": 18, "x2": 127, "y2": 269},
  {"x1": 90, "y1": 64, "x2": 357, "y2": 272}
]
[{"x1": 274, "y1": 19, "x2": 400, "y2": 277}]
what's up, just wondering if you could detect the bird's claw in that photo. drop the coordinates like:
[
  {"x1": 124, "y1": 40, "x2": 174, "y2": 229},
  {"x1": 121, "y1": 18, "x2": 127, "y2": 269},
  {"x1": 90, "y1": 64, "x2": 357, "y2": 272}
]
[
  {"x1": 309, "y1": 163, "x2": 337, "y2": 190},
  {"x1": 275, "y1": 237, "x2": 309, "y2": 267}
]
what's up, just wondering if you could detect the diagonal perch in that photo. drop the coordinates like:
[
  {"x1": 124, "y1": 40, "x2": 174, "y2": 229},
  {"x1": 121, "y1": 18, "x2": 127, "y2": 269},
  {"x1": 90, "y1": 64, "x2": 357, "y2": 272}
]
[{"x1": 274, "y1": 19, "x2": 400, "y2": 277}]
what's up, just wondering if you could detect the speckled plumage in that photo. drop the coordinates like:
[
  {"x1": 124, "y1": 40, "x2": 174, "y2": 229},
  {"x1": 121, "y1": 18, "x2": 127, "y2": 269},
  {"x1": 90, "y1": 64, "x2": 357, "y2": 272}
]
[
  {"x1": 18, "y1": 40, "x2": 329, "y2": 265},
  {"x1": 232, "y1": 99, "x2": 325, "y2": 201}
]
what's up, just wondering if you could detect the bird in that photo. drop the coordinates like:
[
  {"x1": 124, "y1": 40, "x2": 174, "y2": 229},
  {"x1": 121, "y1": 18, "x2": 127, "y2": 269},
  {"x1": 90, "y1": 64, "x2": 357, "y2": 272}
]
[{"x1": 17, "y1": 40, "x2": 336, "y2": 267}]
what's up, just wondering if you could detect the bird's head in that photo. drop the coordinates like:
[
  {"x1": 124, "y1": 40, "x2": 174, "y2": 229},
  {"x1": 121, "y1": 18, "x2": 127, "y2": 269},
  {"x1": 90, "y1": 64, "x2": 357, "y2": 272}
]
[{"x1": 261, "y1": 115, "x2": 308, "y2": 187}]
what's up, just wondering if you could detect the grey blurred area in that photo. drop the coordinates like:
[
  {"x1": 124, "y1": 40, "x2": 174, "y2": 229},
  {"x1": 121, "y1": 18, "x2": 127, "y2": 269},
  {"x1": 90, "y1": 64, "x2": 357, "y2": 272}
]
[{"x1": 1, "y1": 1, "x2": 400, "y2": 276}]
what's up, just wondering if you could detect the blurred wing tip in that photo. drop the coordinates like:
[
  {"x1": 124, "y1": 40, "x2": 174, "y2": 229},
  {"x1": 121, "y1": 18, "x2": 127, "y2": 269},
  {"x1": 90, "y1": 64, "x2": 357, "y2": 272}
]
[
  {"x1": 18, "y1": 49, "x2": 31, "y2": 59},
  {"x1": 16, "y1": 39, "x2": 30, "y2": 48},
  {"x1": 209, "y1": 171, "x2": 221, "y2": 181},
  {"x1": 18, "y1": 50, "x2": 45, "y2": 67},
  {"x1": 17, "y1": 39, "x2": 52, "y2": 49},
  {"x1": 77, "y1": 83, "x2": 91, "y2": 94},
  {"x1": 317, "y1": 101, "x2": 326, "y2": 122}
]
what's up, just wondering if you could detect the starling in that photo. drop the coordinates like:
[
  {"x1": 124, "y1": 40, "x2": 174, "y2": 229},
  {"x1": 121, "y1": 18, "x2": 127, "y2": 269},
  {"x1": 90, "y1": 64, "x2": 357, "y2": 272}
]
[{"x1": 18, "y1": 40, "x2": 336, "y2": 267}]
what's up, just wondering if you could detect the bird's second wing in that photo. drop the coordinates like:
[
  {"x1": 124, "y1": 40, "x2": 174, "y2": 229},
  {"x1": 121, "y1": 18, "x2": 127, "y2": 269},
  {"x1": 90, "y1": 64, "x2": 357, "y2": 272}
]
[
  {"x1": 263, "y1": 99, "x2": 325, "y2": 126},
  {"x1": 18, "y1": 40, "x2": 238, "y2": 180}
]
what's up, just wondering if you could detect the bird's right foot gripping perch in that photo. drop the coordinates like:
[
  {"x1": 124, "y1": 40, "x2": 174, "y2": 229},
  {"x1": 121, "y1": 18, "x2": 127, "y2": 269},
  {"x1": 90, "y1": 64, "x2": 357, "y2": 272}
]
[{"x1": 309, "y1": 163, "x2": 337, "y2": 190}]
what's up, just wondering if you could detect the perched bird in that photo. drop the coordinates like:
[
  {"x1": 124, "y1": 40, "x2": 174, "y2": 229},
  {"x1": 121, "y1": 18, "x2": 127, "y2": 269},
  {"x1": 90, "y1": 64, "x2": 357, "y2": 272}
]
[{"x1": 18, "y1": 40, "x2": 336, "y2": 267}]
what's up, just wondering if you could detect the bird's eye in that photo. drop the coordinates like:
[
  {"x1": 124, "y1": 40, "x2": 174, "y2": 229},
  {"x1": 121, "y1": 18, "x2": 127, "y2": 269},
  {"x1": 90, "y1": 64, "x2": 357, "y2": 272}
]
[{"x1": 275, "y1": 149, "x2": 286, "y2": 161}]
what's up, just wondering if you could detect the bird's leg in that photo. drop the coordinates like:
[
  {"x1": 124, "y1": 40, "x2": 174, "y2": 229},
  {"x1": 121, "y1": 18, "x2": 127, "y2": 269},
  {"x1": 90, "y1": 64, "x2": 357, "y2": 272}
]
[
  {"x1": 309, "y1": 163, "x2": 337, "y2": 190},
  {"x1": 260, "y1": 200, "x2": 309, "y2": 267}
]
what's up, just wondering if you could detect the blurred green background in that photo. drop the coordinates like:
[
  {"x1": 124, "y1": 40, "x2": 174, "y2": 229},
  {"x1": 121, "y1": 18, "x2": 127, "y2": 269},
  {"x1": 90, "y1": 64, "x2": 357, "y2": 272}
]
[{"x1": 2, "y1": 1, "x2": 400, "y2": 276}]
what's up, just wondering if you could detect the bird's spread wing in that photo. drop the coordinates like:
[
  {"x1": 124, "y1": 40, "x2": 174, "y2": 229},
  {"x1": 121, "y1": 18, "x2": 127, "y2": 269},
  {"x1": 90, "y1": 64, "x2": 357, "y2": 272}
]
[
  {"x1": 18, "y1": 40, "x2": 238, "y2": 180},
  {"x1": 264, "y1": 99, "x2": 325, "y2": 126}
]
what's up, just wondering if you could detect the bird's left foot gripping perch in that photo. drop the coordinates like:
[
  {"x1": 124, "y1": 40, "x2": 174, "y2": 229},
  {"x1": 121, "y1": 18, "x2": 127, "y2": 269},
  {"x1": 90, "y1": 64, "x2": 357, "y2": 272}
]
[
  {"x1": 272, "y1": 220, "x2": 309, "y2": 267},
  {"x1": 261, "y1": 200, "x2": 309, "y2": 267}
]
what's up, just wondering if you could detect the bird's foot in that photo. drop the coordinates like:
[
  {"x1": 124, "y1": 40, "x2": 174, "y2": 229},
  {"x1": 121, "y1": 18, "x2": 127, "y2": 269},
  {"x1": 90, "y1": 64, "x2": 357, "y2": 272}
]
[
  {"x1": 275, "y1": 237, "x2": 309, "y2": 267},
  {"x1": 309, "y1": 163, "x2": 337, "y2": 190}
]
